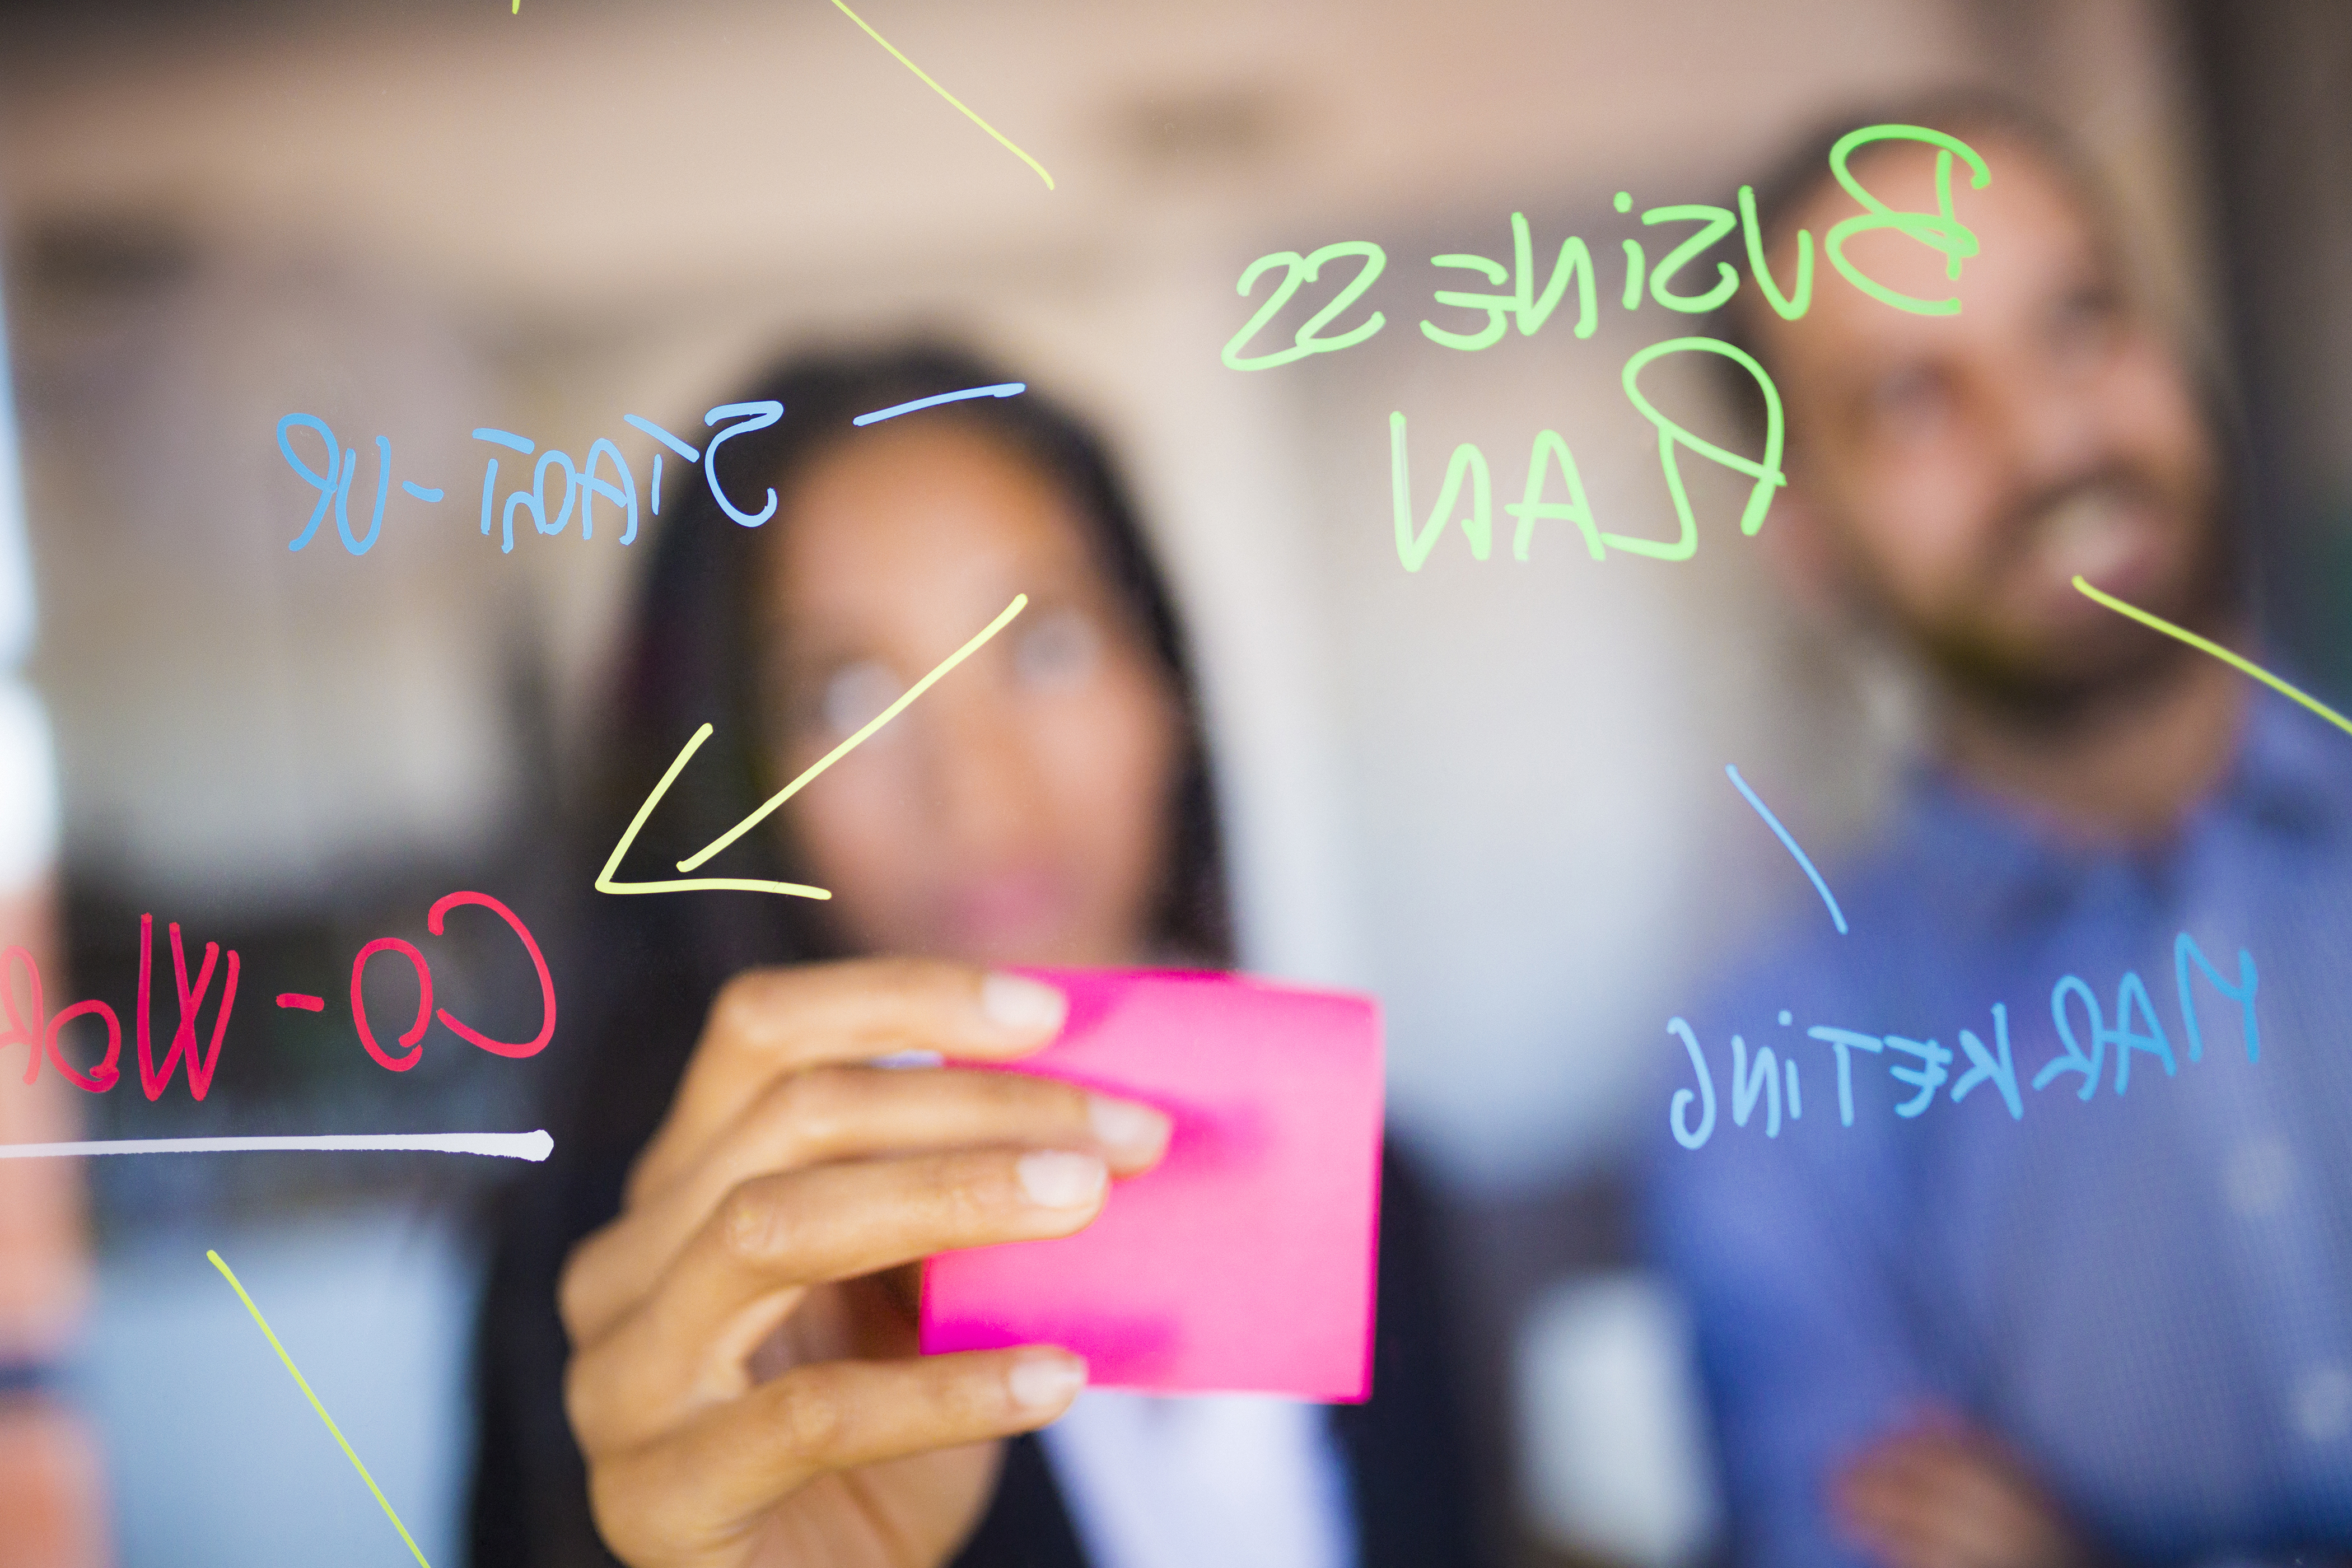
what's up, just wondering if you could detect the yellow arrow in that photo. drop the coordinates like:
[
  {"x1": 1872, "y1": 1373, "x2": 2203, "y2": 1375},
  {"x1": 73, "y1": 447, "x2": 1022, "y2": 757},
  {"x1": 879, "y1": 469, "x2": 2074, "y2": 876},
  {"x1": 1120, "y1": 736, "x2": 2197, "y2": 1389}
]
[{"x1": 595, "y1": 594, "x2": 1028, "y2": 897}]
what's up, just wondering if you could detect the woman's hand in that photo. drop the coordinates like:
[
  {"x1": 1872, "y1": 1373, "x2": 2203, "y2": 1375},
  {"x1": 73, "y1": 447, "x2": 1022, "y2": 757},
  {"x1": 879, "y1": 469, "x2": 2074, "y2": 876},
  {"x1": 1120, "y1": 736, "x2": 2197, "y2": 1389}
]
[{"x1": 559, "y1": 958, "x2": 1172, "y2": 1568}]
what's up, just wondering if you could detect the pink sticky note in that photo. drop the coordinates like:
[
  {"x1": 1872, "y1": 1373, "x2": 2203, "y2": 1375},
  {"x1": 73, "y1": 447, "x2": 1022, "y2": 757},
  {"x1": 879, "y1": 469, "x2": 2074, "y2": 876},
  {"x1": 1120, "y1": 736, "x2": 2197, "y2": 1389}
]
[{"x1": 920, "y1": 968, "x2": 1384, "y2": 1402}]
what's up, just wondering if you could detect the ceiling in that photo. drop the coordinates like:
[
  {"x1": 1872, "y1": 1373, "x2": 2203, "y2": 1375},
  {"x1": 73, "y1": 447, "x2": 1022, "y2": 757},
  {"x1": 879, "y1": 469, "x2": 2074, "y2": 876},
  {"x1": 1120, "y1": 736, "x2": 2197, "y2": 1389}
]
[{"x1": 0, "y1": 0, "x2": 1972, "y2": 321}]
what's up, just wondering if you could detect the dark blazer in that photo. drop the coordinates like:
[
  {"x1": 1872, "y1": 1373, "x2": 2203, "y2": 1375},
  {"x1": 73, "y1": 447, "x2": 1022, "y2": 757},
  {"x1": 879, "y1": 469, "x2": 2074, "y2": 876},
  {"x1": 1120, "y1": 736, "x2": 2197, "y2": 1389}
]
[{"x1": 472, "y1": 1144, "x2": 1481, "y2": 1567}]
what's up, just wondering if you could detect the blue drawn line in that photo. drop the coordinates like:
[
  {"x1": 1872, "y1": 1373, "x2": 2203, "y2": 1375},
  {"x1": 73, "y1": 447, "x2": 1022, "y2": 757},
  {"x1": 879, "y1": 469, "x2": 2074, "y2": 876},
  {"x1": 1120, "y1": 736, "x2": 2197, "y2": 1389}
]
[
  {"x1": 1726, "y1": 764, "x2": 1847, "y2": 935},
  {"x1": 472, "y1": 428, "x2": 532, "y2": 454},
  {"x1": 624, "y1": 414, "x2": 701, "y2": 461},
  {"x1": 400, "y1": 482, "x2": 445, "y2": 503},
  {"x1": 853, "y1": 382, "x2": 1026, "y2": 427}
]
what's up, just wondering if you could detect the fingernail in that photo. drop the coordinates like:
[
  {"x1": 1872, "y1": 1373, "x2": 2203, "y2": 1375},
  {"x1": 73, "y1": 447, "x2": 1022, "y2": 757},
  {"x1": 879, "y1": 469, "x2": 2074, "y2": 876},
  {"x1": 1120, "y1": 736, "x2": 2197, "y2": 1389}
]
[
  {"x1": 1088, "y1": 1095, "x2": 1172, "y2": 1159},
  {"x1": 1016, "y1": 1150, "x2": 1106, "y2": 1208},
  {"x1": 981, "y1": 973, "x2": 1067, "y2": 1036},
  {"x1": 1007, "y1": 1353, "x2": 1087, "y2": 1410}
]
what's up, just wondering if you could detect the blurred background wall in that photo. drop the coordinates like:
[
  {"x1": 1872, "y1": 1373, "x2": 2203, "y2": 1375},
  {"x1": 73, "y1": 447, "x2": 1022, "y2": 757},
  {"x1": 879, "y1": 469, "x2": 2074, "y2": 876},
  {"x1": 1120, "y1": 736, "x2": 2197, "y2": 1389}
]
[{"x1": 0, "y1": 1, "x2": 2325, "y2": 1564}]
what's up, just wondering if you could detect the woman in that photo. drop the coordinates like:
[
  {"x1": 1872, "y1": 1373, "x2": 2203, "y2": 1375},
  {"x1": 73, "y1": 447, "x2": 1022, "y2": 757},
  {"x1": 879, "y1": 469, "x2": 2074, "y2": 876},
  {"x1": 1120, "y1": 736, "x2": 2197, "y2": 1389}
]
[{"x1": 470, "y1": 346, "x2": 1477, "y2": 1568}]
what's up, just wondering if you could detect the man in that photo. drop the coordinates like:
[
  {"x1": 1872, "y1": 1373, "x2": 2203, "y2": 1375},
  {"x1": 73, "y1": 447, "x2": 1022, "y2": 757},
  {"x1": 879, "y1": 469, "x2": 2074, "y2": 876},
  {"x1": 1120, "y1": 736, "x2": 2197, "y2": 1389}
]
[{"x1": 1648, "y1": 102, "x2": 2352, "y2": 1567}]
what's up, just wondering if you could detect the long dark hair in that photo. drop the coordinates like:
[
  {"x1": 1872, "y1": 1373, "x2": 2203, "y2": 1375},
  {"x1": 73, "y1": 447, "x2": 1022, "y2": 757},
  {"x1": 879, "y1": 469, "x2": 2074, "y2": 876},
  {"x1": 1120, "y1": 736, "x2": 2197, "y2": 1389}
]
[
  {"x1": 556, "y1": 341, "x2": 1233, "y2": 1167},
  {"x1": 471, "y1": 346, "x2": 1488, "y2": 1568}
]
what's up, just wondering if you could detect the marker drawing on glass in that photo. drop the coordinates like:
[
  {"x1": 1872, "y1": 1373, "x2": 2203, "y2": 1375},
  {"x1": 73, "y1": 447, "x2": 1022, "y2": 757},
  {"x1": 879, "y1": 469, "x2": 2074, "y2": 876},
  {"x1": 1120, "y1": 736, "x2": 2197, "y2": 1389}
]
[
  {"x1": 854, "y1": 382, "x2": 1026, "y2": 426},
  {"x1": 2074, "y1": 575, "x2": 2352, "y2": 740},
  {"x1": 1232, "y1": 125, "x2": 1989, "y2": 571},
  {"x1": 1228, "y1": 125, "x2": 1989, "y2": 374},
  {"x1": 1666, "y1": 928, "x2": 2258, "y2": 1150},
  {"x1": 276, "y1": 402, "x2": 785, "y2": 556},
  {"x1": 1725, "y1": 763, "x2": 1847, "y2": 934},
  {"x1": 828, "y1": 0, "x2": 1054, "y2": 190},
  {"x1": 598, "y1": 594, "x2": 1029, "y2": 897},
  {"x1": 0, "y1": 1131, "x2": 553, "y2": 1161},
  {"x1": 207, "y1": 1248, "x2": 436, "y2": 1568},
  {"x1": 2, "y1": 892, "x2": 553, "y2": 1098}
]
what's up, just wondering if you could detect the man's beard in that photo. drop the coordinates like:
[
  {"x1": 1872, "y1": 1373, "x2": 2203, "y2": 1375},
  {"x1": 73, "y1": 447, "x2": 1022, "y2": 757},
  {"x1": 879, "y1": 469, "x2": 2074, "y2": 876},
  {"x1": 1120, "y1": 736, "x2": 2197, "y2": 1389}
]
[{"x1": 1900, "y1": 464, "x2": 2237, "y2": 727}]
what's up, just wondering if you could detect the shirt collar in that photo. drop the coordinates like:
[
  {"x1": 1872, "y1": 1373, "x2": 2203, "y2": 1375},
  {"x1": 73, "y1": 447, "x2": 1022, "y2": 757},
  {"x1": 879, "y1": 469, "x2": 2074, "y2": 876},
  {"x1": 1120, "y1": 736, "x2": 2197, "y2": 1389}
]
[
  {"x1": 1893, "y1": 684, "x2": 2348, "y2": 924},
  {"x1": 2218, "y1": 681, "x2": 2347, "y2": 836}
]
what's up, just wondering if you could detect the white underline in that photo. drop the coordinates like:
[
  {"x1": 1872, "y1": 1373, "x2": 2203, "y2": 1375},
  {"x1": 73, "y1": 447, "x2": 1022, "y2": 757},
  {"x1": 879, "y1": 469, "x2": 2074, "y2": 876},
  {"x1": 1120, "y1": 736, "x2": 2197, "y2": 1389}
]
[{"x1": 0, "y1": 1131, "x2": 553, "y2": 1161}]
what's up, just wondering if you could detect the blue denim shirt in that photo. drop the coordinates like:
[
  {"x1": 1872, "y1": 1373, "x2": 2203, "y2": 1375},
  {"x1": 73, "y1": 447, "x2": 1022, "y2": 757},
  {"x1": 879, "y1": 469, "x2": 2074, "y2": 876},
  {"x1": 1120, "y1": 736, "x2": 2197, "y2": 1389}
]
[{"x1": 1646, "y1": 689, "x2": 2352, "y2": 1566}]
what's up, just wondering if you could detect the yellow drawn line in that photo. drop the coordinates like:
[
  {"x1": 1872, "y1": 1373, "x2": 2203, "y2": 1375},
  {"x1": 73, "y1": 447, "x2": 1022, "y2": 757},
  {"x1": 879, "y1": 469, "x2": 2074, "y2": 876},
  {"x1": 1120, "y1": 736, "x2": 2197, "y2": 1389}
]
[
  {"x1": 675, "y1": 592, "x2": 1026, "y2": 873},
  {"x1": 828, "y1": 0, "x2": 1055, "y2": 190},
  {"x1": 597, "y1": 594, "x2": 1028, "y2": 897},
  {"x1": 2073, "y1": 575, "x2": 2352, "y2": 739},
  {"x1": 207, "y1": 1249, "x2": 433, "y2": 1568},
  {"x1": 592, "y1": 722, "x2": 836, "y2": 899}
]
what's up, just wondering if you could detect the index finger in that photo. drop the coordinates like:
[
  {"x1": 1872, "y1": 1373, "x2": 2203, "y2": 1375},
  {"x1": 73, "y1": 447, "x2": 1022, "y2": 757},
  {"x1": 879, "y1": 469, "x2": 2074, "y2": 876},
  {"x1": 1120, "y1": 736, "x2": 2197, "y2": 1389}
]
[{"x1": 640, "y1": 959, "x2": 1067, "y2": 1202}]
